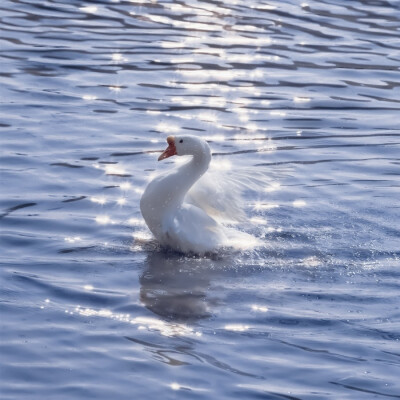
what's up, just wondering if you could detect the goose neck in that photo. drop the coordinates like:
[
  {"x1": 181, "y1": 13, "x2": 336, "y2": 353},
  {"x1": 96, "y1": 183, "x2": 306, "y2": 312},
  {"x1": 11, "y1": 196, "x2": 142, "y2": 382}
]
[{"x1": 190, "y1": 149, "x2": 211, "y2": 175}]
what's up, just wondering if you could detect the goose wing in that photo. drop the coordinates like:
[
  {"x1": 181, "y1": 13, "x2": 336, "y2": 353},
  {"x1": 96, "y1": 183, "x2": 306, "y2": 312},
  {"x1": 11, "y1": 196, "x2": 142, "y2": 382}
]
[{"x1": 163, "y1": 204, "x2": 227, "y2": 253}]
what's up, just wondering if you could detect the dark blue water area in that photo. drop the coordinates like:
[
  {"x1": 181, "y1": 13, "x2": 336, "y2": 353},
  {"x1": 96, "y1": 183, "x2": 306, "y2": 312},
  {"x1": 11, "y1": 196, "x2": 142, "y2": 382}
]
[{"x1": 1, "y1": 0, "x2": 400, "y2": 399}]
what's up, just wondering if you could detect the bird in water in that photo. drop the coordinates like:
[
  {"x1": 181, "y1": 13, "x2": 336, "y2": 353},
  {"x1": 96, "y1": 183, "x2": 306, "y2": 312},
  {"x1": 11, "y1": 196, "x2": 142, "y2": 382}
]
[{"x1": 140, "y1": 135, "x2": 259, "y2": 254}]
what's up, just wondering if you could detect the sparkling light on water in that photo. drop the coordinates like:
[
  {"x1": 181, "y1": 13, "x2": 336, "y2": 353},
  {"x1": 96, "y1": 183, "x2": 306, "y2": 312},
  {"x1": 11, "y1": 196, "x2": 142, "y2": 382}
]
[
  {"x1": 250, "y1": 217, "x2": 267, "y2": 225},
  {"x1": 120, "y1": 182, "x2": 132, "y2": 190},
  {"x1": 104, "y1": 164, "x2": 127, "y2": 175},
  {"x1": 224, "y1": 324, "x2": 249, "y2": 332},
  {"x1": 95, "y1": 215, "x2": 112, "y2": 225},
  {"x1": 264, "y1": 182, "x2": 281, "y2": 192},
  {"x1": 79, "y1": 6, "x2": 98, "y2": 13},
  {"x1": 254, "y1": 202, "x2": 280, "y2": 211},
  {"x1": 64, "y1": 236, "x2": 82, "y2": 243},
  {"x1": 132, "y1": 231, "x2": 152, "y2": 241},
  {"x1": 170, "y1": 383, "x2": 181, "y2": 390},
  {"x1": 67, "y1": 307, "x2": 202, "y2": 337},
  {"x1": 127, "y1": 217, "x2": 145, "y2": 226},
  {"x1": 82, "y1": 94, "x2": 97, "y2": 101},
  {"x1": 90, "y1": 196, "x2": 107, "y2": 205},
  {"x1": 294, "y1": 96, "x2": 311, "y2": 103},
  {"x1": 293, "y1": 200, "x2": 307, "y2": 208},
  {"x1": 251, "y1": 305, "x2": 268, "y2": 312},
  {"x1": 156, "y1": 122, "x2": 179, "y2": 133}
]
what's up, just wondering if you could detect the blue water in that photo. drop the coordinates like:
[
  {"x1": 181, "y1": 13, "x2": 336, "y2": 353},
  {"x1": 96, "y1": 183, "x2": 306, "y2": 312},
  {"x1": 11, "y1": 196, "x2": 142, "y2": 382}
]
[{"x1": 1, "y1": 0, "x2": 400, "y2": 399}]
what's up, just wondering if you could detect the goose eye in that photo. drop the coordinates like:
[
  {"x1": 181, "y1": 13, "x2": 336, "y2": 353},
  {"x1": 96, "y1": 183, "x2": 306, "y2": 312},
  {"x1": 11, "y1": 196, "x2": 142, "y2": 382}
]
[{"x1": 179, "y1": 139, "x2": 183, "y2": 143}]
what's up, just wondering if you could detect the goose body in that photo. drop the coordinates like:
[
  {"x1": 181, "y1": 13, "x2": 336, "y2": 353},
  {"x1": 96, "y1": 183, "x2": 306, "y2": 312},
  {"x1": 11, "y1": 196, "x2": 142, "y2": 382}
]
[{"x1": 140, "y1": 135, "x2": 256, "y2": 254}]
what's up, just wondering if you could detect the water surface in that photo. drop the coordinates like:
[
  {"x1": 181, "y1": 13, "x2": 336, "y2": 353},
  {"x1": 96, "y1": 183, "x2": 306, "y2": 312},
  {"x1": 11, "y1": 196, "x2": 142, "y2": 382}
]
[{"x1": 1, "y1": 0, "x2": 400, "y2": 399}]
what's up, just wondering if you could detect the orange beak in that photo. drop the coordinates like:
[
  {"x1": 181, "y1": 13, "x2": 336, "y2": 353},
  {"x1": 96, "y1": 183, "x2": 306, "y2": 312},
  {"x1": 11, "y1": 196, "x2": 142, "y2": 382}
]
[{"x1": 158, "y1": 136, "x2": 177, "y2": 161}]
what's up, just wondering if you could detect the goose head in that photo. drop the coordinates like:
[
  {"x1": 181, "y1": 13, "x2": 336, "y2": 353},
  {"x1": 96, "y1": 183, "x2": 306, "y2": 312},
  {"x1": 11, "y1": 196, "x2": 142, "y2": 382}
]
[{"x1": 158, "y1": 135, "x2": 210, "y2": 161}]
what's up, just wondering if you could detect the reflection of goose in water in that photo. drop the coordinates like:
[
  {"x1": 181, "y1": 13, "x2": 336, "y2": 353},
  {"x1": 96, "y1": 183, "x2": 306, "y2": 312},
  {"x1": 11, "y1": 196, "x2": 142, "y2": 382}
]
[
  {"x1": 139, "y1": 251, "x2": 222, "y2": 322},
  {"x1": 133, "y1": 252, "x2": 264, "y2": 381}
]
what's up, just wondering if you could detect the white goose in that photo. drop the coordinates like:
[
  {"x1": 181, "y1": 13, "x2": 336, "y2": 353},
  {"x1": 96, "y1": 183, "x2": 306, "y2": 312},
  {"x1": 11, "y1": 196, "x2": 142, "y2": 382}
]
[{"x1": 140, "y1": 135, "x2": 258, "y2": 254}]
